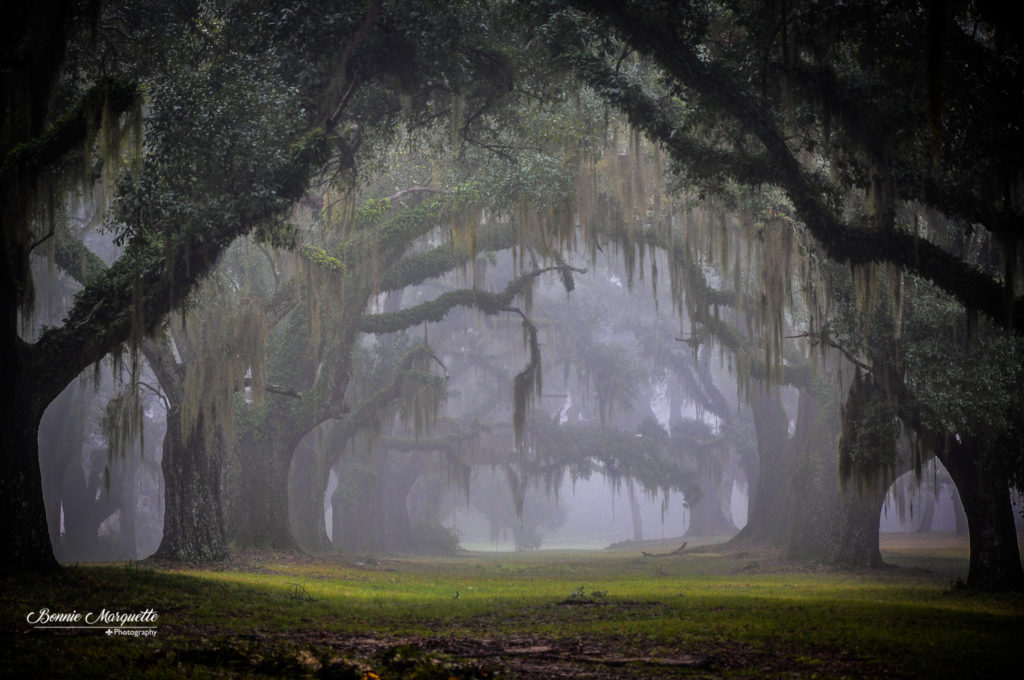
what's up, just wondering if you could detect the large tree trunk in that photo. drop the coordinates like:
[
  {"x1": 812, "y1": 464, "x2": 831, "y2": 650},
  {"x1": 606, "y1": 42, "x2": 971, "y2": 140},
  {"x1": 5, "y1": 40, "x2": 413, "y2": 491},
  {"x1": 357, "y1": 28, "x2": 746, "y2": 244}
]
[
  {"x1": 0, "y1": 332, "x2": 59, "y2": 573},
  {"x1": 142, "y1": 338, "x2": 228, "y2": 563},
  {"x1": 940, "y1": 441, "x2": 1023, "y2": 590},
  {"x1": 229, "y1": 417, "x2": 301, "y2": 550},
  {"x1": 288, "y1": 438, "x2": 332, "y2": 553},
  {"x1": 685, "y1": 471, "x2": 737, "y2": 538},
  {"x1": 153, "y1": 409, "x2": 229, "y2": 562},
  {"x1": 826, "y1": 482, "x2": 886, "y2": 568},
  {"x1": 627, "y1": 479, "x2": 644, "y2": 541},
  {"x1": 785, "y1": 382, "x2": 887, "y2": 568},
  {"x1": 785, "y1": 384, "x2": 834, "y2": 561},
  {"x1": 732, "y1": 384, "x2": 792, "y2": 544},
  {"x1": 952, "y1": 488, "x2": 969, "y2": 536},
  {"x1": 0, "y1": 0, "x2": 77, "y2": 575},
  {"x1": 378, "y1": 452, "x2": 429, "y2": 552},
  {"x1": 331, "y1": 456, "x2": 382, "y2": 553},
  {"x1": 0, "y1": 391, "x2": 58, "y2": 573}
]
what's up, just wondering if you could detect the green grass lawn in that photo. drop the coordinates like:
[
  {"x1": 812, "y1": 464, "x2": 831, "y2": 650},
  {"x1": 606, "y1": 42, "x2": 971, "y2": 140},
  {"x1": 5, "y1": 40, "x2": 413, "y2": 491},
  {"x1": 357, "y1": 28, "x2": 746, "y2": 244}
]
[{"x1": 2, "y1": 535, "x2": 1021, "y2": 678}]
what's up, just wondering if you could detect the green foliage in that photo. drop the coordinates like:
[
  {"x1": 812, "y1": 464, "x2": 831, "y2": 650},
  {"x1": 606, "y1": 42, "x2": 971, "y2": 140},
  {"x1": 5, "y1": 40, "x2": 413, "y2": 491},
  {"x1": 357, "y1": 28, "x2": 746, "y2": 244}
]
[
  {"x1": 525, "y1": 416, "x2": 699, "y2": 502},
  {"x1": 566, "y1": 584, "x2": 607, "y2": 601},
  {"x1": 354, "y1": 197, "x2": 392, "y2": 229},
  {"x1": 299, "y1": 244, "x2": 345, "y2": 273},
  {"x1": 838, "y1": 370, "x2": 899, "y2": 491},
  {"x1": 110, "y1": 43, "x2": 306, "y2": 249}
]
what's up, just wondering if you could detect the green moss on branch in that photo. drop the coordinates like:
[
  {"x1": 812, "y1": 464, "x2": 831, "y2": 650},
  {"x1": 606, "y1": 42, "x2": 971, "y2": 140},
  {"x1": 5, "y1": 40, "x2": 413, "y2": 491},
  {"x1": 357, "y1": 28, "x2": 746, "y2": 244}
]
[{"x1": 2, "y1": 76, "x2": 140, "y2": 182}]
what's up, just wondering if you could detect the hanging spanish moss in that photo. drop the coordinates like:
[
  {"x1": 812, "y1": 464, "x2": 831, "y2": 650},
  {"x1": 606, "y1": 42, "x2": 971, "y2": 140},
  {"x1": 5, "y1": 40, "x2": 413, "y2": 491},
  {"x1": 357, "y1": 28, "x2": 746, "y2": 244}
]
[
  {"x1": 837, "y1": 369, "x2": 899, "y2": 493},
  {"x1": 181, "y1": 283, "x2": 268, "y2": 451},
  {"x1": 100, "y1": 385, "x2": 144, "y2": 463}
]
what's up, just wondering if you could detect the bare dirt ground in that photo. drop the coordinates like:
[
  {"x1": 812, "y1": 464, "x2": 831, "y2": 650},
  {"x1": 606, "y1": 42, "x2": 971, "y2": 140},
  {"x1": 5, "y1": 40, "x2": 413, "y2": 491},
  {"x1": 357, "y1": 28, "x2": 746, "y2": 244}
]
[{"x1": 167, "y1": 623, "x2": 887, "y2": 679}]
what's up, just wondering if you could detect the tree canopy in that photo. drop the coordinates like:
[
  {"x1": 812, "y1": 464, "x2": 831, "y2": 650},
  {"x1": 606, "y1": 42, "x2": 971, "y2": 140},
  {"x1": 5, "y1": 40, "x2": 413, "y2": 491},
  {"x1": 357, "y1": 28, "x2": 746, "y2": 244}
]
[{"x1": 5, "y1": 0, "x2": 1023, "y2": 590}]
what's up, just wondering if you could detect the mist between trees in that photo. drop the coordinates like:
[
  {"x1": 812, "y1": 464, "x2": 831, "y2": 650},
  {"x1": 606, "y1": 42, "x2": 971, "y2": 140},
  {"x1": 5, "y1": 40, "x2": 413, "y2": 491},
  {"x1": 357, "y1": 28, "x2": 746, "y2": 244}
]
[{"x1": 4, "y1": 0, "x2": 1023, "y2": 592}]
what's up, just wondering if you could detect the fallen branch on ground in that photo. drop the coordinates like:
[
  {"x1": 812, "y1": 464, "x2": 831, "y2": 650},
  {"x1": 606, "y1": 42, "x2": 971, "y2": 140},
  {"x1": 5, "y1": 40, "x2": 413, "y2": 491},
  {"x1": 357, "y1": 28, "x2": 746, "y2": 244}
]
[{"x1": 642, "y1": 542, "x2": 687, "y2": 558}]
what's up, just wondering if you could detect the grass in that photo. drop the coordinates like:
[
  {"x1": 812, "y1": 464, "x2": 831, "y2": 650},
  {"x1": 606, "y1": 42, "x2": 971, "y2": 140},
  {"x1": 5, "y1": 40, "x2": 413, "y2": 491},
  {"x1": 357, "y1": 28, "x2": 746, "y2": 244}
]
[{"x1": 2, "y1": 534, "x2": 1021, "y2": 678}]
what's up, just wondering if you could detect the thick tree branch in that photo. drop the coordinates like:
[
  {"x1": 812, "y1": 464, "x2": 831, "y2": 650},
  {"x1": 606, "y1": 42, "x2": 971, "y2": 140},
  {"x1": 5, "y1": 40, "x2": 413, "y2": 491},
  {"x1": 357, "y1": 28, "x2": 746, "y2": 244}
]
[
  {"x1": 378, "y1": 222, "x2": 518, "y2": 293},
  {"x1": 786, "y1": 331, "x2": 872, "y2": 373},
  {"x1": 358, "y1": 264, "x2": 584, "y2": 334},
  {"x1": 52, "y1": 223, "x2": 109, "y2": 287},
  {"x1": 562, "y1": 2, "x2": 1024, "y2": 331},
  {"x1": 328, "y1": 345, "x2": 444, "y2": 446},
  {"x1": 26, "y1": 111, "x2": 339, "y2": 410},
  {"x1": 1, "y1": 76, "x2": 139, "y2": 183},
  {"x1": 387, "y1": 186, "x2": 450, "y2": 202}
]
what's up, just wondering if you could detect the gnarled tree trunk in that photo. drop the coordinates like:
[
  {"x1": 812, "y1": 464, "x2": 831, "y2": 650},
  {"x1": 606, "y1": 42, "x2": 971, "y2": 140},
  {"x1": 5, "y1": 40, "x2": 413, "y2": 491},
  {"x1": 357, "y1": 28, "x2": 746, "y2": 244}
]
[
  {"x1": 154, "y1": 408, "x2": 229, "y2": 562},
  {"x1": 289, "y1": 437, "x2": 332, "y2": 553},
  {"x1": 0, "y1": 378, "x2": 59, "y2": 573},
  {"x1": 940, "y1": 440, "x2": 1023, "y2": 590},
  {"x1": 785, "y1": 380, "x2": 887, "y2": 568},
  {"x1": 685, "y1": 473, "x2": 737, "y2": 538},
  {"x1": 228, "y1": 413, "x2": 302, "y2": 550}
]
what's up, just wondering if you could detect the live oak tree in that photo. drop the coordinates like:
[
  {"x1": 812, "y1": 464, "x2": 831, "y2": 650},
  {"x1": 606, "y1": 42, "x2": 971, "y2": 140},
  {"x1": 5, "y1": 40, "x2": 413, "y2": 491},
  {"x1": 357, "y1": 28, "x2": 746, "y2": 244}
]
[
  {"x1": 548, "y1": 0, "x2": 1022, "y2": 328},
  {"x1": 537, "y1": 0, "x2": 1024, "y2": 589},
  {"x1": 10, "y1": 0, "x2": 1022, "y2": 593},
  {"x1": 3, "y1": 0, "x2": 357, "y2": 571},
  {"x1": 1, "y1": 0, "x2": 530, "y2": 572}
]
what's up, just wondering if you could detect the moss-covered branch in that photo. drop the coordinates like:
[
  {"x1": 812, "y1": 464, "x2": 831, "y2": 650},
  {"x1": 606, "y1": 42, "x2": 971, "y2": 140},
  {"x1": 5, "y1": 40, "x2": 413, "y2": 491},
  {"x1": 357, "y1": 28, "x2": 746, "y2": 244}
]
[
  {"x1": 556, "y1": 40, "x2": 779, "y2": 190},
  {"x1": 26, "y1": 109, "x2": 342, "y2": 411},
  {"x1": 358, "y1": 264, "x2": 584, "y2": 334},
  {"x1": 380, "y1": 430, "x2": 476, "y2": 455},
  {"x1": 556, "y1": 6, "x2": 1024, "y2": 332},
  {"x1": 1, "y1": 77, "x2": 140, "y2": 183},
  {"x1": 52, "y1": 224, "x2": 109, "y2": 287},
  {"x1": 378, "y1": 222, "x2": 518, "y2": 293},
  {"x1": 329, "y1": 345, "x2": 446, "y2": 446}
]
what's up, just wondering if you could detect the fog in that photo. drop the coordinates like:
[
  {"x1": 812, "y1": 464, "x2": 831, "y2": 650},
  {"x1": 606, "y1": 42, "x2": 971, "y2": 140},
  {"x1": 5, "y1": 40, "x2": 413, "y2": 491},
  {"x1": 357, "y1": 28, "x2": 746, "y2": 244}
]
[
  {"x1": 16, "y1": 3, "x2": 1020, "y2": 585},
  {"x1": 35, "y1": 238, "x2": 987, "y2": 563}
]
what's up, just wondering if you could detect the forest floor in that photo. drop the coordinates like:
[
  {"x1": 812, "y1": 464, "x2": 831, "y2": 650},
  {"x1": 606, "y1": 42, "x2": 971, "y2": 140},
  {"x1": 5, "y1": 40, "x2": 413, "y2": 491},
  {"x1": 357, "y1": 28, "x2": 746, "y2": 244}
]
[{"x1": 2, "y1": 531, "x2": 1022, "y2": 679}]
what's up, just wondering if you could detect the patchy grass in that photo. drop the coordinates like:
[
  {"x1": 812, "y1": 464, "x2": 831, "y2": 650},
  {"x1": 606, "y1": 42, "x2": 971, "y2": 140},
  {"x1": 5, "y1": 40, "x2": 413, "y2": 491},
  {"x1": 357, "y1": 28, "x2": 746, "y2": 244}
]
[{"x1": 2, "y1": 536, "x2": 1021, "y2": 678}]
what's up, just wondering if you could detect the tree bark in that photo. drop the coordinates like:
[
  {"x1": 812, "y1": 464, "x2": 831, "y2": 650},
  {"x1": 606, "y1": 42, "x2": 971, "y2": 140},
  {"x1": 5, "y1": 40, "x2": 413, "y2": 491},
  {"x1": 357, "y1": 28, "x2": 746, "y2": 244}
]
[
  {"x1": 940, "y1": 440, "x2": 1024, "y2": 590},
  {"x1": 785, "y1": 385, "x2": 834, "y2": 562},
  {"x1": 627, "y1": 479, "x2": 644, "y2": 541},
  {"x1": 0, "y1": 324, "x2": 60, "y2": 573},
  {"x1": 331, "y1": 455, "x2": 381, "y2": 553},
  {"x1": 732, "y1": 384, "x2": 792, "y2": 544},
  {"x1": 0, "y1": 378, "x2": 59, "y2": 573},
  {"x1": 785, "y1": 381, "x2": 887, "y2": 568},
  {"x1": 379, "y1": 452, "x2": 428, "y2": 552},
  {"x1": 229, "y1": 418, "x2": 301, "y2": 550},
  {"x1": 826, "y1": 482, "x2": 886, "y2": 568},
  {"x1": 153, "y1": 408, "x2": 229, "y2": 562},
  {"x1": 891, "y1": 388, "x2": 1023, "y2": 589},
  {"x1": 952, "y1": 488, "x2": 969, "y2": 536},
  {"x1": 143, "y1": 336, "x2": 230, "y2": 563},
  {"x1": 685, "y1": 472, "x2": 737, "y2": 538},
  {"x1": 288, "y1": 438, "x2": 332, "y2": 553}
]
